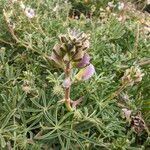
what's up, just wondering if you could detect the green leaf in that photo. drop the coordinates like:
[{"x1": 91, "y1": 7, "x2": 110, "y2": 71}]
[
  {"x1": 1, "y1": 109, "x2": 16, "y2": 129},
  {"x1": 0, "y1": 135, "x2": 6, "y2": 148}
]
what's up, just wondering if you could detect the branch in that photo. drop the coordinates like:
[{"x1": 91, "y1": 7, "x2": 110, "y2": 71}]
[
  {"x1": 64, "y1": 62, "x2": 72, "y2": 111},
  {"x1": 2, "y1": 9, "x2": 48, "y2": 58}
]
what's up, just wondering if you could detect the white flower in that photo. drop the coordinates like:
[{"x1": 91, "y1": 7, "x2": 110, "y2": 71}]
[
  {"x1": 118, "y1": 2, "x2": 125, "y2": 10},
  {"x1": 25, "y1": 7, "x2": 35, "y2": 18}
]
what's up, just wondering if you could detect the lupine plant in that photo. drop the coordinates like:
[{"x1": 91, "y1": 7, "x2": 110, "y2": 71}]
[
  {"x1": 0, "y1": 0, "x2": 150, "y2": 149},
  {"x1": 50, "y1": 29, "x2": 95, "y2": 111}
]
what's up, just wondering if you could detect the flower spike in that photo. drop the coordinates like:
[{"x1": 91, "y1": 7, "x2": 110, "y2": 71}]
[{"x1": 50, "y1": 29, "x2": 95, "y2": 111}]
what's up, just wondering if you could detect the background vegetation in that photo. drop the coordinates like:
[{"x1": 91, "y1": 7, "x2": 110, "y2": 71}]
[{"x1": 0, "y1": 0, "x2": 150, "y2": 149}]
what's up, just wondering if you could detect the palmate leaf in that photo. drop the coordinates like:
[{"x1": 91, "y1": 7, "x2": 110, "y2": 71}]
[
  {"x1": 26, "y1": 112, "x2": 43, "y2": 125},
  {"x1": 44, "y1": 111, "x2": 55, "y2": 126},
  {"x1": 5, "y1": 64, "x2": 15, "y2": 80},
  {"x1": 34, "y1": 130, "x2": 57, "y2": 140},
  {"x1": 17, "y1": 93, "x2": 27, "y2": 109},
  {"x1": 0, "y1": 0, "x2": 149, "y2": 149},
  {"x1": 142, "y1": 99, "x2": 150, "y2": 111},
  {"x1": 107, "y1": 18, "x2": 126, "y2": 40},
  {"x1": 57, "y1": 111, "x2": 73, "y2": 126},
  {"x1": 58, "y1": 129, "x2": 110, "y2": 149},
  {"x1": 1, "y1": 109, "x2": 16, "y2": 129},
  {"x1": 3, "y1": 125, "x2": 18, "y2": 132},
  {"x1": 29, "y1": 98, "x2": 43, "y2": 109},
  {"x1": 57, "y1": 130, "x2": 65, "y2": 149},
  {"x1": 74, "y1": 132, "x2": 109, "y2": 149},
  {"x1": 57, "y1": 130, "x2": 78, "y2": 150},
  {"x1": 0, "y1": 135, "x2": 6, "y2": 148},
  {"x1": 22, "y1": 108, "x2": 42, "y2": 113},
  {"x1": 0, "y1": 94, "x2": 11, "y2": 111}
]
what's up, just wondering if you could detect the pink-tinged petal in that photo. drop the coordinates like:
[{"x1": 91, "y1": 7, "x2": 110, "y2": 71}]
[
  {"x1": 25, "y1": 7, "x2": 35, "y2": 19},
  {"x1": 122, "y1": 108, "x2": 132, "y2": 121},
  {"x1": 75, "y1": 64, "x2": 95, "y2": 81},
  {"x1": 62, "y1": 78, "x2": 71, "y2": 88},
  {"x1": 77, "y1": 53, "x2": 90, "y2": 68},
  {"x1": 82, "y1": 64, "x2": 95, "y2": 80}
]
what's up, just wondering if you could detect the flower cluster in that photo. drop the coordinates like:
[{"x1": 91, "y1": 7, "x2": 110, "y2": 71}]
[
  {"x1": 51, "y1": 29, "x2": 95, "y2": 81},
  {"x1": 106, "y1": 1, "x2": 125, "y2": 11},
  {"x1": 131, "y1": 114, "x2": 145, "y2": 135},
  {"x1": 121, "y1": 66, "x2": 144, "y2": 86},
  {"x1": 7, "y1": 1, "x2": 36, "y2": 19},
  {"x1": 50, "y1": 29, "x2": 95, "y2": 111},
  {"x1": 20, "y1": 1, "x2": 35, "y2": 19},
  {"x1": 122, "y1": 109, "x2": 146, "y2": 135}
]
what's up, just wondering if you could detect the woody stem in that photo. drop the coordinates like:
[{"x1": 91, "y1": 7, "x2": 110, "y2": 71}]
[{"x1": 64, "y1": 62, "x2": 72, "y2": 111}]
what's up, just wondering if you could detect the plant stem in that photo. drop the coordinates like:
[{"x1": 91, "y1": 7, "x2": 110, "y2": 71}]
[
  {"x1": 64, "y1": 62, "x2": 72, "y2": 111},
  {"x1": 106, "y1": 83, "x2": 128, "y2": 102}
]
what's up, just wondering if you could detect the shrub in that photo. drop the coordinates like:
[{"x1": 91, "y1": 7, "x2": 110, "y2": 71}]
[{"x1": 0, "y1": 0, "x2": 149, "y2": 149}]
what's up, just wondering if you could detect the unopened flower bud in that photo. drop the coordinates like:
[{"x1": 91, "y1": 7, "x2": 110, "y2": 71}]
[
  {"x1": 59, "y1": 35, "x2": 68, "y2": 43},
  {"x1": 50, "y1": 52, "x2": 63, "y2": 67},
  {"x1": 25, "y1": 7, "x2": 35, "y2": 18},
  {"x1": 53, "y1": 44, "x2": 62, "y2": 56},
  {"x1": 51, "y1": 29, "x2": 92, "y2": 69},
  {"x1": 62, "y1": 78, "x2": 71, "y2": 88},
  {"x1": 121, "y1": 66, "x2": 144, "y2": 86},
  {"x1": 122, "y1": 108, "x2": 132, "y2": 121},
  {"x1": 82, "y1": 40, "x2": 90, "y2": 50},
  {"x1": 73, "y1": 50, "x2": 85, "y2": 61},
  {"x1": 77, "y1": 53, "x2": 90, "y2": 68}
]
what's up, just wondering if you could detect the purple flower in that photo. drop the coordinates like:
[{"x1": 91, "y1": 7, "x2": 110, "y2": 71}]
[
  {"x1": 77, "y1": 53, "x2": 90, "y2": 68},
  {"x1": 25, "y1": 7, "x2": 35, "y2": 18},
  {"x1": 82, "y1": 64, "x2": 95, "y2": 80},
  {"x1": 75, "y1": 64, "x2": 95, "y2": 80}
]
